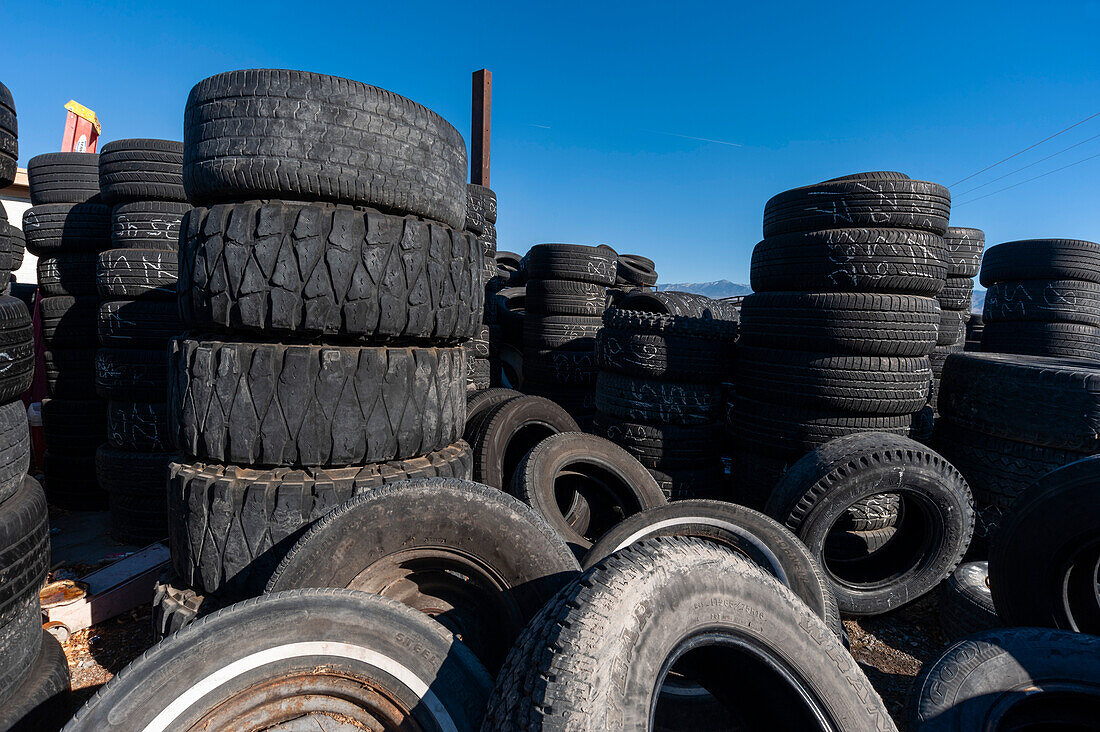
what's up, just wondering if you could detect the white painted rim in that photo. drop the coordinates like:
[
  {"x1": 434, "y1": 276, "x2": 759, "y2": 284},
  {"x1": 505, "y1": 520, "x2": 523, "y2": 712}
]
[{"x1": 141, "y1": 641, "x2": 457, "y2": 732}]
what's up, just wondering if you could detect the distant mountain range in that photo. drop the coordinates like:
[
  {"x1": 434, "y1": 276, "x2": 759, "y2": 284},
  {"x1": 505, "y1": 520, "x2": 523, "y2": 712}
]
[{"x1": 971, "y1": 287, "x2": 985, "y2": 314}]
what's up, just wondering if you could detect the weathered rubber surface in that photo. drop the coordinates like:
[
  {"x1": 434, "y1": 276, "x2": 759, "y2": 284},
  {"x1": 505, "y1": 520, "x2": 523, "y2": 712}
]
[
  {"x1": 42, "y1": 397, "x2": 106, "y2": 455},
  {"x1": 169, "y1": 443, "x2": 473, "y2": 597},
  {"x1": 468, "y1": 395, "x2": 579, "y2": 489},
  {"x1": 110, "y1": 200, "x2": 190, "y2": 250},
  {"x1": 179, "y1": 200, "x2": 482, "y2": 341},
  {"x1": 751, "y1": 227, "x2": 947, "y2": 295},
  {"x1": 937, "y1": 308, "x2": 969, "y2": 345},
  {"x1": 597, "y1": 308, "x2": 737, "y2": 381},
  {"x1": 980, "y1": 238, "x2": 1100, "y2": 286},
  {"x1": 43, "y1": 451, "x2": 106, "y2": 510},
  {"x1": 934, "y1": 417, "x2": 1086, "y2": 540},
  {"x1": 0, "y1": 630, "x2": 71, "y2": 731},
  {"x1": 595, "y1": 372, "x2": 722, "y2": 425},
  {"x1": 525, "y1": 278, "x2": 607, "y2": 316},
  {"x1": 151, "y1": 571, "x2": 215, "y2": 642},
  {"x1": 0, "y1": 593, "x2": 41, "y2": 713},
  {"x1": 840, "y1": 493, "x2": 901, "y2": 531},
  {"x1": 983, "y1": 278, "x2": 1100, "y2": 326},
  {"x1": 510, "y1": 432, "x2": 666, "y2": 556},
  {"x1": 170, "y1": 338, "x2": 465, "y2": 466},
  {"x1": 463, "y1": 387, "x2": 523, "y2": 444},
  {"x1": 618, "y1": 290, "x2": 739, "y2": 321},
  {"x1": 593, "y1": 413, "x2": 724, "y2": 469},
  {"x1": 523, "y1": 314, "x2": 602, "y2": 350},
  {"x1": 0, "y1": 297, "x2": 33, "y2": 403},
  {"x1": 730, "y1": 395, "x2": 915, "y2": 459},
  {"x1": 728, "y1": 447, "x2": 793, "y2": 509},
  {"x1": 96, "y1": 445, "x2": 172, "y2": 545},
  {"x1": 464, "y1": 183, "x2": 497, "y2": 234},
  {"x1": 981, "y1": 321, "x2": 1100, "y2": 359},
  {"x1": 938, "y1": 352, "x2": 1100, "y2": 451},
  {"x1": 825, "y1": 171, "x2": 910, "y2": 182},
  {"x1": 40, "y1": 296, "x2": 99, "y2": 348},
  {"x1": 937, "y1": 276, "x2": 974, "y2": 310},
  {"x1": 942, "y1": 227, "x2": 985, "y2": 278},
  {"x1": 22, "y1": 202, "x2": 111, "y2": 255},
  {"x1": 522, "y1": 348, "x2": 598, "y2": 386},
  {"x1": 526, "y1": 243, "x2": 618, "y2": 285},
  {"x1": 740, "y1": 292, "x2": 940, "y2": 356},
  {"x1": 106, "y1": 400, "x2": 171, "y2": 451},
  {"x1": 98, "y1": 300, "x2": 183, "y2": 347},
  {"x1": 95, "y1": 348, "x2": 168, "y2": 400},
  {"x1": 466, "y1": 356, "x2": 491, "y2": 390},
  {"x1": 763, "y1": 177, "x2": 951, "y2": 237},
  {"x1": 938, "y1": 561, "x2": 998, "y2": 642},
  {"x1": 737, "y1": 347, "x2": 931, "y2": 415},
  {"x1": 483, "y1": 537, "x2": 895, "y2": 731},
  {"x1": 647, "y1": 464, "x2": 729, "y2": 501},
  {"x1": 36, "y1": 253, "x2": 98, "y2": 296},
  {"x1": 0, "y1": 82, "x2": 14, "y2": 188},
  {"x1": 0, "y1": 401, "x2": 28, "y2": 506},
  {"x1": 96, "y1": 248, "x2": 178, "y2": 299},
  {"x1": 615, "y1": 253, "x2": 658, "y2": 286},
  {"x1": 989, "y1": 456, "x2": 1100, "y2": 633},
  {"x1": 65, "y1": 589, "x2": 492, "y2": 732},
  {"x1": 766, "y1": 432, "x2": 973, "y2": 615},
  {"x1": 43, "y1": 348, "x2": 96, "y2": 398},
  {"x1": 98, "y1": 138, "x2": 186, "y2": 204},
  {"x1": 184, "y1": 69, "x2": 468, "y2": 229},
  {"x1": 907, "y1": 628, "x2": 1100, "y2": 730},
  {"x1": 0, "y1": 220, "x2": 24, "y2": 277},
  {"x1": 26, "y1": 152, "x2": 101, "y2": 205}
]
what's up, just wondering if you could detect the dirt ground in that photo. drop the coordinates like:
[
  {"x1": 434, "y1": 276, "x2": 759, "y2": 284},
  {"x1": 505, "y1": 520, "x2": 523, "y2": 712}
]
[{"x1": 58, "y1": 592, "x2": 948, "y2": 728}]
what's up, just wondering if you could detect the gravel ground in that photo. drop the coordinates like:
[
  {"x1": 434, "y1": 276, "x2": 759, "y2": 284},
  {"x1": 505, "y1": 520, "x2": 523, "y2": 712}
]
[{"x1": 58, "y1": 593, "x2": 951, "y2": 728}]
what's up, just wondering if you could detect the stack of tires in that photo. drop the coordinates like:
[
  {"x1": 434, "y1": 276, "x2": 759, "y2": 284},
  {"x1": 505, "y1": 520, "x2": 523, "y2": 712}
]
[
  {"x1": 24, "y1": 152, "x2": 109, "y2": 509},
  {"x1": 979, "y1": 238, "x2": 1100, "y2": 360},
  {"x1": 95, "y1": 139, "x2": 189, "y2": 544},
  {"x1": 610, "y1": 253, "x2": 658, "y2": 298},
  {"x1": 464, "y1": 184, "x2": 497, "y2": 391},
  {"x1": 594, "y1": 290, "x2": 737, "y2": 498},
  {"x1": 930, "y1": 226, "x2": 984, "y2": 415},
  {"x1": 164, "y1": 69, "x2": 479, "y2": 622},
  {"x1": 733, "y1": 172, "x2": 949, "y2": 509},
  {"x1": 522, "y1": 243, "x2": 617, "y2": 427}
]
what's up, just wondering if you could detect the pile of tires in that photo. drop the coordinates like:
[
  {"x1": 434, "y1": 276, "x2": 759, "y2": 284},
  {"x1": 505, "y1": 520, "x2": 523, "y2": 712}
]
[
  {"x1": 161, "y1": 69, "x2": 480, "y2": 633},
  {"x1": 24, "y1": 151, "x2": 109, "y2": 509},
  {"x1": 610, "y1": 252, "x2": 659, "y2": 298},
  {"x1": 485, "y1": 281, "x2": 525, "y2": 386},
  {"x1": 936, "y1": 351, "x2": 1100, "y2": 541},
  {"x1": 95, "y1": 139, "x2": 188, "y2": 545},
  {"x1": 734, "y1": 171, "x2": 949, "y2": 508},
  {"x1": 930, "y1": 227, "x2": 984, "y2": 415},
  {"x1": 979, "y1": 238, "x2": 1100, "y2": 360},
  {"x1": 594, "y1": 289, "x2": 737, "y2": 498},
  {"x1": 521, "y1": 243, "x2": 617, "y2": 427},
  {"x1": 464, "y1": 183, "x2": 497, "y2": 391}
]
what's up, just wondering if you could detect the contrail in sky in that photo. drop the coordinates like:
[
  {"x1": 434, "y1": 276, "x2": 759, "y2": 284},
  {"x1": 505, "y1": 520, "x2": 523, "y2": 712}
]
[{"x1": 529, "y1": 123, "x2": 741, "y2": 147}]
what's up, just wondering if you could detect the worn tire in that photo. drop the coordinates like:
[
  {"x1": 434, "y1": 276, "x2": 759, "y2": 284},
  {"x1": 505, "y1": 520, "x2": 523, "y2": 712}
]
[
  {"x1": 98, "y1": 300, "x2": 183, "y2": 347},
  {"x1": 183, "y1": 69, "x2": 468, "y2": 229},
  {"x1": 179, "y1": 200, "x2": 482, "y2": 341},
  {"x1": 615, "y1": 253, "x2": 658, "y2": 287},
  {"x1": 526, "y1": 243, "x2": 617, "y2": 285},
  {"x1": 592, "y1": 413, "x2": 724, "y2": 470},
  {"x1": 43, "y1": 348, "x2": 96, "y2": 398},
  {"x1": 98, "y1": 138, "x2": 185, "y2": 204},
  {"x1": 0, "y1": 297, "x2": 33, "y2": 403},
  {"x1": 110, "y1": 200, "x2": 190, "y2": 250},
  {"x1": 595, "y1": 372, "x2": 722, "y2": 425},
  {"x1": 96, "y1": 248, "x2": 178, "y2": 299},
  {"x1": 40, "y1": 296, "x2": 99, "y2": 349},
  {"x1": 0, "y1": 630, "x2": 71, "y2": 731},
  {"x1": 468, "y1": 395, "x2": 579, "y2": 489},
  {"x1": 525, "y1": 278, "x2": 607, "y2": 316},
  {"x1": 464, "y1": 183, "x2": 497, "y2": 234},
  {"x1": 938, "y1": 276, "x2": 975, "y2": 311},
  {"x1": 980, "y1": 321, "x2": 1100, "y2": 359},
  {"x1": 937, "y1": 308, "x2": 969, "y2": 345},
  {"x1": 0, "y1": 83, "x2": 14, "y2": 188},
  {"x1": 36, "y1": 253, "x2": 98, "y2": 296},
  {"x1": 980, "y1": 238, "x2": 1100, "y2": 286},
  {"x1": 597, "y1": 308, "x2": 736, "y2": 381},
  {"x1": 168, "y1": 443, "x2": 473, "y2": 597},
  {"x1": 943, "y1": 227, "x2": 985, "y2": 278},
  {"x1": 96, "y1": 445, "x2": 172, "y2": 545},
  {"x1": 464, "y1": 387, "x2": 523, "y2": 444},
  {"x1": 938, "y1": 561, "x2": 998, "y2": 642},
  {"x1": 106, "y1": 400, "x2": 171, "y2": 451},
  {"x1": 984, "y1": 278, "x2": 1100, "y2": 327},
  {"x1": 26, "y1": 152, "x2": 100, "y2": 205},
  {"x1": 95, "y1": 348, "x2": 168, "y2": 400},
  {"x1": 523, "y1": 314, "x2": 602, "y2": 350},
  {"x1": 0, "y1": 221, "x2": 23, "y2": 278},
  {"x1": 0, "y1": 401, "x2": 29, "y2": 506},
  {"x1": 618, "y1": 290, "x2": 739, "y2": 320},
  {"x1": 22, "y1": 202, "x2": 110, "y2": 255}
]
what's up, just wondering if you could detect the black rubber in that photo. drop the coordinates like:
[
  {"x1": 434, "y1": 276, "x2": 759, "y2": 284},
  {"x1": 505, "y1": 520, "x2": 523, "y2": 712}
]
[
  {"x1": 184, "y1": 69, "x2": 468, "y2": 229},
  {"x1": 22, "y1": 202, "x2": 111, "y2": 255},
  {"x1": 942, "y1": 227, "x2": 985, "y2": 278},
  {"x1": 510, "y1": 432, "x2": 667, "y2": 556},
  {"x1": 751, "y1": 228, "x2": 947, "y2": 295},
  {"x1": 43, "y1": 348, "x2": 96, "y2": 398},
  {"x1": 96, "y1": 248, "x2": 178, "y2": 299},
  {"x1": 98, "y1": 300, "x2": 184, "y2": 347},
  {"x1": 65, "y1": 589, "x2": 492, "y2": 732},
  {"x1": 0, "y1": 402, "x2": 29, "y2": 506},
  {"x1": 468, "y1": 395, "x2": 579, "y2": 489},
  {"x1": 168, "y1": 443, "x2": 472, "y2": 597},
  {"x1": 483, "y1": 537, "x2": 894, "y2": 730},
  {"x1": 36, "y1": 253, "x2": 98, "y2": 296},
  {"x1": 981, "y1": 321, "x2": 1100, "y2": 359},
  {"x1": 464, "y1": 183, "x2": 497, "y2": 234},
  {"x1": 151, "y1": 571, "x2": 216, "y2": 642},
  {"x1": 98, "y1": 138, "x2": 185, "y2": 204},
  {"x1": 989, "y1": 456, "x2": 1100, "y2": 634},
  {"x1": 740, "y1": 292, "x2": 940, "y2": 357},
  {"x1": 521, "y1": 348, "x2": 597, "y2": 386},
  {"x1": 618, "y1": 290, "x2": 739, "y2": 320},
  {"x1": 39, "y1": 296, "x2": 98, "y2": 348},
  {"x1": 595, "y1": 372, "x2": 722, "y2": 425},
  {"x1": 908, "y1": 628, "x2": 1100, "y2": 730},
  {"x1": 526, "y1": 243, "x2": 617, "y2": 285},
  {"x1": 0, "y1": 82, "x2": 14, "y2": 188},
  {"x1": 983, "y1": 278, "x2": 1100, "y2": 326},
  {"x1": 106, "y1": 400, "x2": 171, "y2": 451},
  {"x1": 179, "y1": 200, "x2": 483, "y2": 341},
  {"x1": 938, "y1": 561, "x2": 998, "y2": 642},
  {"x1": 26, "y1": 152, "x2": 101, "y2": 205},
  {"x1": 463, "y1": 387, "x2": 523, "y2": 444},
  {"x1": 737, "y1": 347, "x2": 931, "y2": 415},
  {"x1": 43, "y1": 452, "x2": 106, "y2": 510},
  {"x1": 980, "y1": 238, "x2": 1100, "y2": 286},
  {"x1": 763, "y1": 177, "x2": 951, "y2": 237},
  {"x1": 0, "y1": 297, "x2": 33, "y2": 403},
  {"x1": 766, "y1": 432, "x2": 974, "y2": 615},
  {"x1": 41, "y1": 397, "x2": 106, "y2": 454},
  {"x1": 95, "y1": 347, "x2": 168, "y2": 401},
  {"x1": 938, "y1": 276, "x2": 974, "y2": 311},
  {"x1": 0, "y1": 221, "x2": 24, "y2": 278},
  {"x1": 597, "y1": 308, "x2": 737, "y2": 381},
  {"x1": 110, "y1": 200, "x2": 190, "y2": 250},
  {"x1": 266, "y1": 478, "x2": 580, "y2": 671},
  {"x1": 525, "y1": 278, "x2": 607, "y2": 316},
  {"x1": 615, "y1": 253, "x2": 658, "y2": 287},
  {"x1": 592, "y1": 413, "x2": 724, "y2": 470},
  {"x1": 523, "y1": 314, "x2": 602, "y2": 350},
  {"x1": 936, "y1": 308, "x2": 969, "y2": 345},
  {"x1": 0, "y1": 630, "x2": 71, "y2": 732},
  {"x1": 96, "y1": 445, "x2": 171, "y2": 545}
]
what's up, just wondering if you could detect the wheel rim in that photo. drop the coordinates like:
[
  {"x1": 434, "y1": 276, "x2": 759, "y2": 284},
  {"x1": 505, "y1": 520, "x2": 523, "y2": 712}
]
[{"x1": 1060, "y1": 537, "x2": 1100, "y2": 634}]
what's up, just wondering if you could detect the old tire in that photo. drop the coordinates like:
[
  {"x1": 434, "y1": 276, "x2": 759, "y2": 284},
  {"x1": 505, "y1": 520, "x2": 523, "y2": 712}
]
[
  {"x1": 0, "y1": 630, "x2": 71, "y2": 731},
  {"x1": 110, "y1": 200, "x2": 190, "y2": 250},
  {"x1": 468, "y1": 395, "x2": 579, "y2": 489},
  {"x1": 938, "y1": 561, "x2": 998, "y2": 642},
  {"x1": 21, "y1": 202, "x2": 110, "y2": 255},
  {"x1": 95, "y1": 348, "x2": 168, "y2": 401},
  {"x1": 96, "y1": 248, "x2": 178, "y2": 300},
  {"x1": 98, "y1": 138, "x2": 185, "y2": 204},
  {"x1": 26, "y1": 152, "x2": 100, "y2": 205}
]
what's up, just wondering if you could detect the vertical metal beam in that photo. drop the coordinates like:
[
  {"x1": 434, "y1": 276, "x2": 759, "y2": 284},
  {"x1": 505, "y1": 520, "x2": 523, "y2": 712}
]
[{"x1": 471, "y1": 69, "x2": 492, "y2": 187}]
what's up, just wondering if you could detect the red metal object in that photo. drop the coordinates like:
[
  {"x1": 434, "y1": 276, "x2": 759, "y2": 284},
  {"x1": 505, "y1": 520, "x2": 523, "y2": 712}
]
[
  {"x1": 60, "y1": 100, "x2": 100, "y2": 153},
  {"x1": 471, "y1": 69, "x2": 491, "y2": 186}
]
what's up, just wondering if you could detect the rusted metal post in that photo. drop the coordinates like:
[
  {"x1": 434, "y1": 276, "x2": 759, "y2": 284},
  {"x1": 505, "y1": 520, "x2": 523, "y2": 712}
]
[{"x1": 471, "y1": 69, "x2": 491, "y2": 186}]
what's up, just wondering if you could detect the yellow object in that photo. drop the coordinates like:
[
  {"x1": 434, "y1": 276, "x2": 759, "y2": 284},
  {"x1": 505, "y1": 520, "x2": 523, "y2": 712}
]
[{"x1": 64, "y1": 100, "x2": 101, "y2": 134}]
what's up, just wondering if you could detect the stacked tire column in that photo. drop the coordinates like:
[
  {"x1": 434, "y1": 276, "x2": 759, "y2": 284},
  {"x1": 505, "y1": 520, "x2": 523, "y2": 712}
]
[
  {"x1": 733, "y1": 173, "x2": 950, "y2": 510},
  {"x1": 167, "y1": 69, "x2": 479, "y2": 608},
  {"x1": 522, "y1": 243, "x2": 617, "y2": 428},
  {"x1": 24, "y1": 151, "x2": 108, "y2": 509},
  {"x1": 464, "y1": 183, "x2": 497, "y2": 391},
  {"x1": 931, "y1": 227, "x2": 984, "y2": 415},
  {"x1": 95, "y1": 139, "x2": 189, "y2": 544}
]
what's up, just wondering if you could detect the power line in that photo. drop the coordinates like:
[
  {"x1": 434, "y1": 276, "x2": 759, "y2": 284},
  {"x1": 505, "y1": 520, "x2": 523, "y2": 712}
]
[
  {"x1": 954, "y1": 151, "x2": 1100, "y2": 207},
  {"x1": 955, "y1": 132, "x2": 1100, "y2": 196},
  {"x1": 949, "y1": 111, "x2": 1100, "y2": 187}
]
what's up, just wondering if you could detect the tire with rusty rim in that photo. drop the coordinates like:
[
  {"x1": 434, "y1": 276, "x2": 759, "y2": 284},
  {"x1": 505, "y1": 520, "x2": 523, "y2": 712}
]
[
  {"x1": 65, "y1": 588, "x2": 492, "y2": 731},
  {"x1": 265, "y1": 478, "x2": 580, "y2": 671}
]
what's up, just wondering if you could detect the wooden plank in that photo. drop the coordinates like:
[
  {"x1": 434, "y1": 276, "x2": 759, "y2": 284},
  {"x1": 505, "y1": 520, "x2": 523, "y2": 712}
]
[{"x1": 471, "y1": 69, "x2": 492, "y2": 187}]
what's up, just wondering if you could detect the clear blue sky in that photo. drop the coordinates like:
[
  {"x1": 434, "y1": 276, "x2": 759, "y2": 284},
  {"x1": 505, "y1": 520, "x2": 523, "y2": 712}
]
[{"x1": 6, "y1": 1, "x2": 1099, "y2": 284}]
